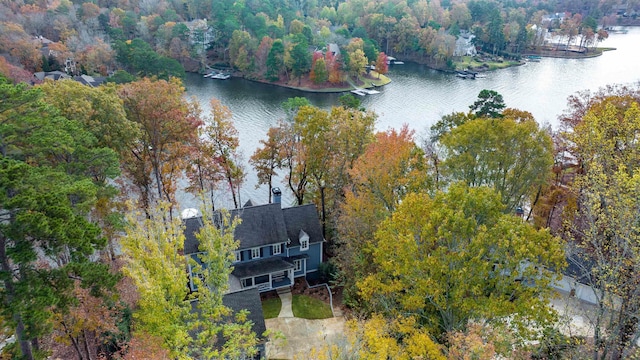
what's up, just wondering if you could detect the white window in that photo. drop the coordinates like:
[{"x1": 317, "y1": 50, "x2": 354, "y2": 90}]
[
  {"x1": 272, "y1": 243, "x2": 282, "y2": 255},
  {"x1": 251, "y1": 247, "x2": 261, "y2": 259},
  {"x1": 294, "y1": 259, "x2": 302, "y2": 272},
  {"x1": 234, "y1": 251, "x2": 241, "y2": 263},
  {"x1": 299, "y1": 229, "x2": 310, "y2": 251}
]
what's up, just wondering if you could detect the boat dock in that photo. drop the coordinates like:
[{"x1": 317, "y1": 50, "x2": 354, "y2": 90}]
[
  {"x1": 203, "y1": 70, "x2": 231, "y2": 79},
  {"x1": 351, "y1": 88, "x2": 381, "y2": 96},
  {"x1": 385, "y1": 56, "x2": 405, "y2": 65}
]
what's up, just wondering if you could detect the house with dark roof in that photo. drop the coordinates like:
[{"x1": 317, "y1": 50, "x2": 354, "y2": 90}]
[
  {"x1": 73, "y1": 74, "x2": 106, "y2": 87},
  {"x1": 189, "y1": 288, "x2": 267, "y2": 359},
  {"x1": 183, "y1": 188, "x2": 325, "y2": 294}
]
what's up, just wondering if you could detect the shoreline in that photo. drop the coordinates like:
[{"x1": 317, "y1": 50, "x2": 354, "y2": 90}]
[
  {"x1": 200, "y1": 46, "x2": 615, "y2": 91},
  {"x1": 523, "y1": 46, "x2": 615, "y2": 59},
  {"x1": 225, "y1": 72, "x2": 392, "y2": 94}
]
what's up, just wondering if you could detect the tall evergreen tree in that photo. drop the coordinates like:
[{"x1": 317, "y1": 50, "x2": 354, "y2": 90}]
[{"x1": 0, "y1": 76, "x2": 118, "y2": 360}]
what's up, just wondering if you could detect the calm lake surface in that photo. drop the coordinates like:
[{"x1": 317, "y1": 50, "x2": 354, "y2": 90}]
[{"x1": 181, "y1": 27, "x2": 640, "y2": 209}]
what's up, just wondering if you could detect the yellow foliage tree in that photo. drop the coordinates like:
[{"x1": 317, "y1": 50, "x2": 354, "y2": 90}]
[
  {"x1": 358, "y1": 184, "x2": 565, "y2": 344},
  {"x1": 121, "y1": 202, "x2": 259, "y2": 359}
]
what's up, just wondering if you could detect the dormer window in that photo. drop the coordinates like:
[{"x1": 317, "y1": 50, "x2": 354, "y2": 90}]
[
  {"x1": 299, "y1": 229, "x2": 309, "y2": 251},
  {"x1": 234, "y1": 251, "x2": 241, "y2": 263},
  {"x1": 251, "y1": 247, "x2": 261, "y2": 259},
  {"x1": 272, "y1": 243, "x2": 282, "y2": 255}
]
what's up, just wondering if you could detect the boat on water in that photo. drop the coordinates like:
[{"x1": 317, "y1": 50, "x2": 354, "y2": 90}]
[
  {"x1": 456, "y1": 70, "x2": 478, "y2": 79},
  {"x1": 392, "y1": 61, "x2": 405, "y2": 65}
]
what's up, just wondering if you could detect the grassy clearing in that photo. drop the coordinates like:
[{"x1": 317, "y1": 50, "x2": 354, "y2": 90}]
[
  {"x1": 455, "y1": 56, "x2": 522, "y2": 71},
  {"x1": 268, "y1": 72, "x2": 391, "y2": 93},
  {"x1": 291, "y1": 294, "x2": 333, "y2": 319},
  {"x1": 262, "y1": 297, "x2": 282, "y2": 319},
  {"x1": 361, "y1": 72, "x2": 392, "y2": 87}
]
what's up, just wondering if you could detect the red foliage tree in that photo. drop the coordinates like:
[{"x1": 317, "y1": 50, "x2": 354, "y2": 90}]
[
  {"x1": 309, "y1": 51, "x2": 323, "y2": 83},
  {"x1": 375, "y1": 52, "x2": 389, "y2": 78},
  {"x1": 325, "y1": 50, "x2": 342, "y2": 85},
  {"x1": 0, "y1": 55, "x2": 33, "y2": 83}
]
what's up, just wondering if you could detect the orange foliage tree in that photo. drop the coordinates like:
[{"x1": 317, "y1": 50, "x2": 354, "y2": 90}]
[
  {"x1": 336, "y1": 125, "x2": 430, "y2": 303},
  {"x1": 118, "y1": 78, "x2": 203, "y2": 212},
  {"x1": 325, "y1": 49, "x2": 342, "y2": 85}
]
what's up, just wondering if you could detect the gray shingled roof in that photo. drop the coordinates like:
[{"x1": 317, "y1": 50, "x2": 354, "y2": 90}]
[
  {"x1": 282, "y1": 204, "x2": 324, "y2": 247},
  {"x1": 230, "y1": 203, "x2": 289, "y2": 250},
  {"x1": 231, "y1": 257, "x2": 294, "y2": 278},
  {"x1": 183, "y1": 203, "x2": 323, "y2": 254},
  {"x1": 222, "y1": 288, "x2": 267, "y2": 339}
]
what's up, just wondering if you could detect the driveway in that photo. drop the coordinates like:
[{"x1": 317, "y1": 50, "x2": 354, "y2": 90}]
[{"x1": 265, "y1": 316, "x2": 347, "y2": 359}]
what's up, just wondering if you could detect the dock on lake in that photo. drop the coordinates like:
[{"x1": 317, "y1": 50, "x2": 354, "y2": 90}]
[{"x1": 351, "y1": 88, "x2": 381, "y2": 96}]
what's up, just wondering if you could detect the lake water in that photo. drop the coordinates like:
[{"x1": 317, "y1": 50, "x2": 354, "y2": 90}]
[{"x1": 181, "y1": 27, "x2": 640, "y2": 209}]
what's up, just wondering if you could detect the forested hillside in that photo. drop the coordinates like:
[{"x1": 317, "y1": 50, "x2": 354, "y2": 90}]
[{"x1": 0, "y1": 0, "x2": 625, "y2": 85}]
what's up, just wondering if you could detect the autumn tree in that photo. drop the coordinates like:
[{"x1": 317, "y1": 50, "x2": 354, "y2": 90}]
[
  {"x1": 375, "y1": 52, "x2": 388, "y2": 78},
  {"x1": 229, "y1": 30, "x2": 255, "y2": 72},
  {"x1": 120, "y1": 202, "x2": 192, "y2": 357},
  {"x1": 75, "y1": 39, "x2": 115, "y2": 76},
  {"x1": 310, "y1": 52, "x2": 328, "y2": 84},
  {"x1": 255, "y1": 36, "x2": 274, "y2": 76},
  {"x1": 250, "y1": 127, "x2": 282, "y2": 203},
  {"x1": 359, "y1": 184, "x2": 565, "y2": 343},
  {"x1": 49, "y1": 282, "x2": 122, "y2": 360},
  {"x1": 325, "y1": 49, "x2": 342, "y2": 85},
  {"x1": 439, "y1": 116, "x2": 554, "y2": 213},
  {"x1": 9, "y1": 38, "x2": 42, "y2": 72},
  {"x1": 188, "y1": 99, "x2": 245, "y2": 210},
  {"x1": 345, "y1": 38, "x2": 368, "y2": 78},
  {"x1": 38, "y1": 80, "x2": 138, "y2": 158},
  {"x1": 534, "y1": 84, "x2": 640, "y2": 232},
  {"x1": 337, "y1": 126, "x2": 429, "y2": 305},
  {"x1": 251, "y1": 100, "x2": 375, "y2": 222},
  {"x1": 121, "y1": 203, "x2": 259, "y2": 359},
  {"x1": 563, "y1": 96, "x2": 640, "y2": 360},
  {"x1": 0, "y1": 55, "x2": 32, "y2": 84},
  {"x1": 118, "y1": 77, "x2": 202, "y2": 212}
]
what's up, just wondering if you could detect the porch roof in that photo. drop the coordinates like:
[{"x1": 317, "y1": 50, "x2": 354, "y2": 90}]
[
  {"x1": 232, "y1": 257, "x2": 294, "y2": 279},
  {"x1": 288, "y1": 254, "x2": 310, "y2": 261}
]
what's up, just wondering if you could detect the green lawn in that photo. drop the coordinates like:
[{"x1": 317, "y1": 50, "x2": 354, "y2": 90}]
[
  {"x1": 455, "y1": 56, "x2": 522, "y2": 71},
  {"x1": 291, "y1": 294, "x2": 333, "y2": 319},
  {"x1": 262, "y1": 297, "x2": 282, "y2": 319}
]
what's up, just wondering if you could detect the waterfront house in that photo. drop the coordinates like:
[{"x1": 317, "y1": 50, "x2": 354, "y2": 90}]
[{"x1": 183, "y1": 188, "x2": 325, "y2": 294}]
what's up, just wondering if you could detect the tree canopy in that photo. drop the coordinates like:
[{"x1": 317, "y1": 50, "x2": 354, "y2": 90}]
[
  {"x1": 359, "y1": 184, "x2": 565, "y2": 343},
  {"x1": 0, "y1": 75, "x2": 119, "y2": 360}
]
